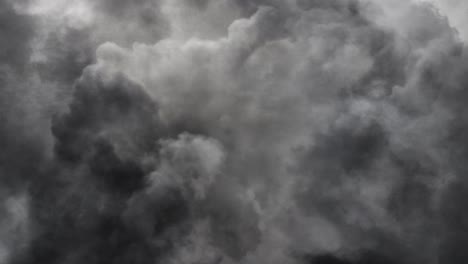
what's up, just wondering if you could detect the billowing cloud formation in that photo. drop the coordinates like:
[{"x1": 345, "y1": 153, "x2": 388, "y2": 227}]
[{"x1": 2, "y1": 0, "x2": 468, "y2": 263}]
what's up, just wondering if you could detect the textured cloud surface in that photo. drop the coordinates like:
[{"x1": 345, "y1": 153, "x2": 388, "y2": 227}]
[{"x1": 2, "y1": 0, "x2": 468, "y2": 263}]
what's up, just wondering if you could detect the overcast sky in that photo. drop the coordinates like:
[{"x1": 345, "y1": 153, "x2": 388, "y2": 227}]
[{"x1": 1, "y1": 0, "x2": 468, "y2": 264}]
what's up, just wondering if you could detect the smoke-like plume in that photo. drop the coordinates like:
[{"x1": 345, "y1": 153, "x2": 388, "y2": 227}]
[{"x1": 2, "y1": 0, "x2": 468, "y2": 263}]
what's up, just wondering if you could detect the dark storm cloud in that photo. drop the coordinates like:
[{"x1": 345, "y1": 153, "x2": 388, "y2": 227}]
[
  {"x1": 4, "y1": 0, "x2": 468, "y2": 264},
  {"x1": 15, "y1": 63, "x2": 232, "y2": 264}
]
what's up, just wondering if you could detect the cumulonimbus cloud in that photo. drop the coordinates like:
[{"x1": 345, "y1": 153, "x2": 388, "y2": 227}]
[{"x1": 1, "y1": 0, "x2": 468, "y2": 263}]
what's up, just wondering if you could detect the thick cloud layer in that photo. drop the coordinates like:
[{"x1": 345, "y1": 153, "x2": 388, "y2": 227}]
[{"x1": 2, "y1": 0, "x2": 468, "y2": 263}]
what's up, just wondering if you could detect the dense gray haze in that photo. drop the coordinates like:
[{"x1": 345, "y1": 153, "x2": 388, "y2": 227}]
[{"x1": 1, "y1": 0, "x2": 468, "y2": 263}]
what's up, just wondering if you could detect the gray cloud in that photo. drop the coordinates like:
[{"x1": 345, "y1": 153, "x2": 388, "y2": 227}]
[{"x1": 2, "y1": 0, "x2": 468, "y2": 263}]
